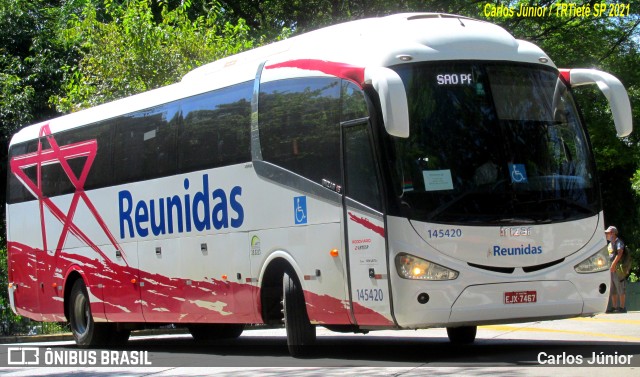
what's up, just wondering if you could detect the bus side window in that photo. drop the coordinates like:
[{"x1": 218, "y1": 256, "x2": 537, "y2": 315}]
[
  {"x1": 53, "y1": 121, "x2": 114, "y2": 192},
  {"x1": 39, "y1": 134, "x2": 79, "y2": 198},
  {"x1": 259, "y1": 77, "x2": 341, "y2": 187},
  {"x1": 179, "y1": 82, "x2": 252, "y2": 173},
  {"x1": 114, "y1": 103, "x2": 179, "y2": 184},
  {"x1": 7, "y1": 142, "x2": 34, "y2": 203}
]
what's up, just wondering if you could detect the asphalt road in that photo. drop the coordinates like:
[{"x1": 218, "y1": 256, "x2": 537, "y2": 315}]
[{"x1": 1, "y1": 311, "x2": 639, "y2": 375}]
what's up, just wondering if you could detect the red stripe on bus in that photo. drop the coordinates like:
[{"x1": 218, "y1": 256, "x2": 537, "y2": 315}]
[{"x1": 266, "y1": 59, "x2": 365, "y2": 86}]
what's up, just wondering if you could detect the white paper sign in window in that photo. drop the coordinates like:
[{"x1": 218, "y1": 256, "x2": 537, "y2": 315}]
[{"x1": 423, "y1": 169, "x2": 454, "y2": 191}]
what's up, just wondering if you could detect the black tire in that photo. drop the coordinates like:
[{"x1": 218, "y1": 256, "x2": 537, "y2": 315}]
[
  {"x1": 188, "y1": 324, "x2": 244, "y2": 341},
  {"x1": 68, "y1": 279, "x2": 109, "y2": 347},
  {"x1": 446, "y1": 326, "x2": 477, "y2": 344},
  {"x1": 283, "y1": 271, "x2": 316, "y2": 357}
]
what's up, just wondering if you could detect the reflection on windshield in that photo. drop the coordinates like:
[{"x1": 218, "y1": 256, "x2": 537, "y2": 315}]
[{"x1": 389, "y1": 62, "x2": 599, "y2": 224}]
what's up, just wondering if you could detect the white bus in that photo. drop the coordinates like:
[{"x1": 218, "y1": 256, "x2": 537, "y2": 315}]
[{"x1": 6, "y1": 13, "x2": 633, "y2": 356}]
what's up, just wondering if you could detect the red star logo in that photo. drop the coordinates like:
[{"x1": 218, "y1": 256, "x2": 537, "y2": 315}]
[{"x1": 10, "y1": 124, "x2": 127, "y2": 264}]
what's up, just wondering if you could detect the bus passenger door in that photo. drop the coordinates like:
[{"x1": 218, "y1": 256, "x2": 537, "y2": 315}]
[{"x1": 342, "y1": 121, "x2": 394, "y2": 327}]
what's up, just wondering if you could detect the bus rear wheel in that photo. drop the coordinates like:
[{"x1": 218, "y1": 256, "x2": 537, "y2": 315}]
[
  {"x1": 188, "y1": 324, "x2": 244, "y2": 341},
  {"x1": 446, "y1": 325, "x2": 477, "y2": 344},
  {"x1": 69, "y1": 279, "x2": 109, "y2": 347},
  {"x1": 283, "y1": 271, "x2": 316, "y2": 357}
]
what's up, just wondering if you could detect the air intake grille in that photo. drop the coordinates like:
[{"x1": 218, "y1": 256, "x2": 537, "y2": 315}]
[
  {"x1": 467, "y1": 263, "x2": 515, "y2": 274},
  {"x1": 522, "y1": 258, "x2": 564, "y2": 273},
  {"x1": 468, "y1": 258, "x2": 565, "y2": 274}
]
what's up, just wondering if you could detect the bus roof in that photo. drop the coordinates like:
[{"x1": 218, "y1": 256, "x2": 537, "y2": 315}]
[
  {"x1": 181, "y1": 13, "x2": 553, "y2": 83},
  {"x1": 10, "y1": 13, "x2": 553, "y2": 146}
]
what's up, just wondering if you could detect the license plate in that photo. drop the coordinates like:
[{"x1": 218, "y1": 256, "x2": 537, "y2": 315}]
[{"x1": 504, "y1": 290, "x2": 537, "y2": 304}]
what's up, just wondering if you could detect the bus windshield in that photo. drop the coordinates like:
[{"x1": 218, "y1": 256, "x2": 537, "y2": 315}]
[{"x1": 388, "y1": 62, "x2": 599, "y2": 225}]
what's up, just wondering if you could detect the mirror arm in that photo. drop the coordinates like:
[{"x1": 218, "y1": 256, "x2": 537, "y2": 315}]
[
  {"x1": 560, "y1": 68, "x2": 633, "y2": 137},
  {"x1": 364, "y1": 67, "x2": 410, "y2": 138}
]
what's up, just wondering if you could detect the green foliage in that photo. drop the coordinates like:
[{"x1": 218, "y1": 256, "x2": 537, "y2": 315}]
[
  {"x1": 0, "y1": 70, "x2": 35, "y2": 139},
  {"x1": 211, "y1": 0, "x2": 477, "y2": 37},
  {"x1": 1, "y1": 0, "x2": 640, "y2": 334},
  {"x1": 625, "y1": 244, "x2": 639, "y2": 284},
  {"x1": 0, "y1": 0, "x2": 80, "y2": 125},
  {"x1": 52, "y1": 0, "x2": 254, "y2": 112},
  {"x1": 633, "y1": 169, "x2": 640, "y2": 194},
  {"x1": 0, "y1": 0, "x2": 78, "y2": 238}
]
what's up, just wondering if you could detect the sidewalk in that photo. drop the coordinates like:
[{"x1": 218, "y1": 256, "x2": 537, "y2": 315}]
[
  {"x1": 2, "y1": 311, "x2": 639, "y2": 345},
  {"x1": 0, "y1": 328, "x2": 188, "y2": 344}
]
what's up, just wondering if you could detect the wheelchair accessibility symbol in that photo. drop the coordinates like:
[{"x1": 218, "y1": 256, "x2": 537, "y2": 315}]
[
  {"x1": 508, "y1": 163, "x2": 528, "y2": 183},
  {"x1": 294, "y1": 196, "x2": 308, "y2": 225}
]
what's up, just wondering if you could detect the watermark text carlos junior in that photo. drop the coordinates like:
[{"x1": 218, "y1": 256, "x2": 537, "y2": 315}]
[{"x1": 538, "y1": 351, "x2": 634, "y2": 365}]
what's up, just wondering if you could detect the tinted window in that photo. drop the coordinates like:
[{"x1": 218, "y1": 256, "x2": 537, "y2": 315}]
[
  {"x1": 41, "y1": 163, "x2": 74, "y2": 198},
  {"x1": 389, "y1": 62, "x2": 598, "y2": 224},
  {"x1": 7, "y1": 142, "x2": 36, "y2": 203},
  {"x1": 7, "y1": 83, "x2": 252, "y2": 203},
  {"x1": 344, "y1": 123, "x2": 381, "y2": 210},
  {"x1": 32, "y1": 136, "x2": 71, "y2": 198},
  {"x1": 27, "y1": 136, "x2": 78, "y2": 198},
  {"x1": 341, "y1": 81, "x2": 368, "y2": 120},
  {"x1": 260, "y1": 78, "x2": 341, "y2": 186},
  {"x1": 179, "y1": 82, "x2": 252, "y2": 172},
  {"x1": 114, "y1": 102, "x2": 180, "y2": 183},
  {"x1": 54, "y1": 121, "x2": 114, "y2": 191}
]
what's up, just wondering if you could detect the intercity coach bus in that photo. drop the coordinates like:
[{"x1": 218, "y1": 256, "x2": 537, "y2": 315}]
[{"x1": 6, "y1": 13, "x2": 633, "y2": 356}]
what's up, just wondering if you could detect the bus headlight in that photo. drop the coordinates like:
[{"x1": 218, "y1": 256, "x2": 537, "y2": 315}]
[
  {"x1": 395, "y1": 253, "x2": 458, "y2": 280},
  {"x1": 574, "y1": 247, "x2": 610, "y2": 274}
]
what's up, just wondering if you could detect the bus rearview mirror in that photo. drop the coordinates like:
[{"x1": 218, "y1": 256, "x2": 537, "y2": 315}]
[
  {"x1": 364, "y1": 67, "x2": 410, "y2": 138},
  {"x1": 562, "y1": 68, "x2": 633, "y2": 137}
]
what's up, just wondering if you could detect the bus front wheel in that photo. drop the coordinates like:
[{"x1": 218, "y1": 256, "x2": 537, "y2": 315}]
[
  {"x1": 446, "y1": 325, "x2": 477, "y2": 344},
  {"x1": 68, "y1": 279, "x2": 109, "y2": 347},
  {"x1": 283, "y1": 271, "x2": 316, "y2": 357}
]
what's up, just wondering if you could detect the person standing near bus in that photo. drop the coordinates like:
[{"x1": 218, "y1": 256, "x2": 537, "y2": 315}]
[{"x1": 605, "y1": 226, "x2": 626, "y2": 313}]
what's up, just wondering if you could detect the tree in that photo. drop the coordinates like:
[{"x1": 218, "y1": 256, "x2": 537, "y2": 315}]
[
  {"x1": 0, "y1": 0, "x2": 82, "y2": 239},
  {"x1": 52, "y1": 0, "x2": 254, "y2": 112}
]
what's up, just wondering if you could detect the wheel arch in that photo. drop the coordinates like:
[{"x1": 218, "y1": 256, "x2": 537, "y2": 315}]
[
  {"x1": 258, "y1": 251, "x2": 305, "y2": 325},
  {"x1": 63, "y1": 267, "x2": 88, "y2": 322}
]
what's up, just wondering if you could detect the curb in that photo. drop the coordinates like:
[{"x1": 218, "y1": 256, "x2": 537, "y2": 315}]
[
  {"x1": 0, "y1": 328, "x2": 188, "y2": 344},
  {"x1": 0, "y1": 333, "x2": 74, "y2": 344}
]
